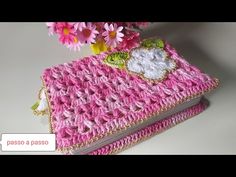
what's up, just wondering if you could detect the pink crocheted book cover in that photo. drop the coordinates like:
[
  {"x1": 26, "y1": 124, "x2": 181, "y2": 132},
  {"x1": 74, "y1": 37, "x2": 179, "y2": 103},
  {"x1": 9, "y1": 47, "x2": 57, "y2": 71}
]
[{"x1": 33, "y1": 38, "x2": 219, "y2": 154}]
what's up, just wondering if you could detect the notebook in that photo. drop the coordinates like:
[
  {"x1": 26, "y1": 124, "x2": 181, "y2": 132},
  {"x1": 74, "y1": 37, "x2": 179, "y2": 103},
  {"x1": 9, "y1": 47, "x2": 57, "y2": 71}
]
[{"x1": 32, "y1": 38, "x2": 219, "y2": 154}]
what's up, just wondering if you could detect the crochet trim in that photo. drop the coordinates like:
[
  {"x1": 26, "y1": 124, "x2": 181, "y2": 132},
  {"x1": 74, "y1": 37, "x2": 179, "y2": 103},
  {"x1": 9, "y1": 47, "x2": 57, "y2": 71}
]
[{"x1": 88, "y1": 98, "x2": 208, "y2": 155}]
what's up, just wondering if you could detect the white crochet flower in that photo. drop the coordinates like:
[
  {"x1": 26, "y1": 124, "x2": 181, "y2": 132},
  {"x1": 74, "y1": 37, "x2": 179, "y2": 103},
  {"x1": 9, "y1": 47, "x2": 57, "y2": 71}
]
[{"x1": 127, "y1": 48, "x2": 176, "y2": 80}]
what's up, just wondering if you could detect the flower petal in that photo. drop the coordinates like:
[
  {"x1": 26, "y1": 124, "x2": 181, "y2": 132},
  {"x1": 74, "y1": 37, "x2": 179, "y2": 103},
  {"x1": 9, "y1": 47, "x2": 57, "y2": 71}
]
[
  {"x1": 104, "y1": 23, "x2": 109, "y2": 31},
  {"x1": 117, "y1": 26, "x2": 123, "y2": 32}
]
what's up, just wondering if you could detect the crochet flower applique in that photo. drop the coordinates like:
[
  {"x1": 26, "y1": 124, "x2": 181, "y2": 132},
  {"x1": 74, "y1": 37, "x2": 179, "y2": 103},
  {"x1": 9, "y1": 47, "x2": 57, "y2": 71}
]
[
  {"x1": 127, "y1": 47, "x2": 176, "y2": 81},
  {"x1": 104, "y1": 39, "x2": 177, "y2": 82}
]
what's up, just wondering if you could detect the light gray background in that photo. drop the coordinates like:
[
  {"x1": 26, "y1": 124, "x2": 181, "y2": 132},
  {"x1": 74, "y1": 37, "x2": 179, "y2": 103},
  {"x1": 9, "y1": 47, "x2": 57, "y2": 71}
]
[{"x1": 0, "y1": 22, "x2": 235, "y2": 154}]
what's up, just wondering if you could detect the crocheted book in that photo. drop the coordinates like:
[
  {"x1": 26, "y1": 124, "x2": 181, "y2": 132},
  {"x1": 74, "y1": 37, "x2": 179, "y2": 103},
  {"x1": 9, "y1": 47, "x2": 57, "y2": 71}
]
[{"x1": 32, "y1": 38, "x2": 219, "y2": 154}]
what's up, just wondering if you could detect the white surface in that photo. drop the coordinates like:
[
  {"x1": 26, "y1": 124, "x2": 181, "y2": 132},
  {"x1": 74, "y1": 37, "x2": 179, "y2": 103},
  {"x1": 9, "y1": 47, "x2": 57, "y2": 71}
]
[{"x1": 0, "y1": 22, "x2": 235, "y2": 155}]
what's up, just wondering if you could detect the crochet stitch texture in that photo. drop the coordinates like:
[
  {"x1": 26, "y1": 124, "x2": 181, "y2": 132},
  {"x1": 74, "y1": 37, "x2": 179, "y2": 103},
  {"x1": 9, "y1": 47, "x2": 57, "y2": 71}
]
[{"x1": 41, "y1": 39, "x2": 219, "y2": 154}]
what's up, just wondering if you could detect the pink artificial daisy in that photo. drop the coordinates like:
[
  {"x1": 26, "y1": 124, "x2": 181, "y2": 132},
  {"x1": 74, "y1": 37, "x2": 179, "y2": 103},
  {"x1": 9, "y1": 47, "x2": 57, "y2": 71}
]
[
  {"x1": 93, "y1": 22, "x2": 105, "y2": 38},
  {"x1": 102, "y1": 23, "x2": 124, "y2": 48},
  {"x1": 77, "y1": 22, "x2": 99, "y2": 44},
  {"x1": 117, "y1": 30, "x2": 140, "y2": 50},
  {"x1": 94, "y1": 22, "x2": 105, "y2": 32},
  {"x1": 46, "y1": 22, "x2": 56, "y2": 36},
  {"x1": 73, "y1": 22, "x2": 86, "y2": 31},
  {"x1": 56, "y1": 22, "x2": 77, "y2": 45},
  {"x1": 65, "y1": 36, "x2": 83, "y2": 51}
]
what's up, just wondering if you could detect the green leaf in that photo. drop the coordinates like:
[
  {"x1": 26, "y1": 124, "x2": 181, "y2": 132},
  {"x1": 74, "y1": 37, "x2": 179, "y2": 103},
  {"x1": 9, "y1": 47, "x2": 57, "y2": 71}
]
[
  {"x1": 156, "y1": 39, "x2": 164, "y2": 48},
  {"x1": 104, "y1": 52, "x2": 129, "y2": 69},
  {"x1": 31, "y1": 101, "x2": 39, "y2": 111},
  {"x1": 141, "y1": 39, "x2": 165, "y2": 49}
]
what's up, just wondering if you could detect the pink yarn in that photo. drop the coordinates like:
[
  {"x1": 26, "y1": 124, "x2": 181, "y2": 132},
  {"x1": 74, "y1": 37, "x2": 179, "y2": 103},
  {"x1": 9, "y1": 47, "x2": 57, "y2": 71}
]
[
  {"x1": 89, "y1": 99, "x2": 208, "y2": 155},
  {"x1": 42, "y1": 40, "x2": 219, "y2": 153}
]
